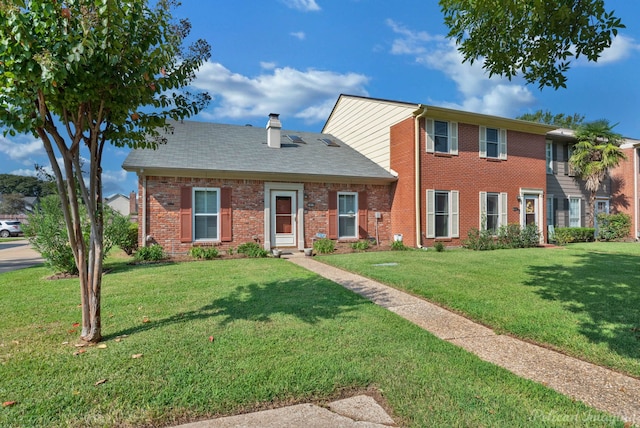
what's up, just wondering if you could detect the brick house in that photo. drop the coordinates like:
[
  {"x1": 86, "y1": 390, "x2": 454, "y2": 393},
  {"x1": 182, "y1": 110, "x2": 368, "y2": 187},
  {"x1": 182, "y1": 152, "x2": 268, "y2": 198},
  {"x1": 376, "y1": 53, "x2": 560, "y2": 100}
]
[
  {"x1": 324, "y1": 95, "x2": 639, "y2": 247},
  {"x1": 123, "y1": 115, "x2": 396, "y2": 254}
]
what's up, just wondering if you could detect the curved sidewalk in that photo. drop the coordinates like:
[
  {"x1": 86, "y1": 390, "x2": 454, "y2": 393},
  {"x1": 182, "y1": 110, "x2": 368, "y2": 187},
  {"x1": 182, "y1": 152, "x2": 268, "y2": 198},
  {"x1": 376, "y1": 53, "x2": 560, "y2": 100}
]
[{"x1": 287, "y1": 254, "x2": 640, "y2": 426}]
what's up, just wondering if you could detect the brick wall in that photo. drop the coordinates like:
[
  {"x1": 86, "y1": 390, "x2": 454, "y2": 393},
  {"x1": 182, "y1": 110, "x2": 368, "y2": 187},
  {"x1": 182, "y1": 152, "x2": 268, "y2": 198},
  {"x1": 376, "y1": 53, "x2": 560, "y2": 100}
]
[
  {"x1": 139, "y1": 176, "x2": 392, "y2": 254},
  {"x1": 610, "y1": 147, "x2": 637, "y2": 238},
  {"x1": 390, "y1": 117, "x2": 417, "y2": 246}
]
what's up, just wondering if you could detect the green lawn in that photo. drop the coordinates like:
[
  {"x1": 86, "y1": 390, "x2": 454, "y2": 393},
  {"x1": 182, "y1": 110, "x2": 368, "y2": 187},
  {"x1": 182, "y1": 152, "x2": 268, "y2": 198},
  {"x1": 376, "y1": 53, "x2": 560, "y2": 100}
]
[
  {"x1": 321, "y1": 242, "x2": 640, "y2": 378},
  {"x1": 0, "y1": 255, "x2": 625, "y2": 427}
]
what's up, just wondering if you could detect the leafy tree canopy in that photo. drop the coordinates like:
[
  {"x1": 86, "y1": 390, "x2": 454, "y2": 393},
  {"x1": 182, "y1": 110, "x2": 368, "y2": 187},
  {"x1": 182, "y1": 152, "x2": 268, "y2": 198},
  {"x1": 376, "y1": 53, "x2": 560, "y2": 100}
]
[
  {"x1": 440, "y1": 0, "x2": 625, "y2": 89},
  {"x1": 0, "y1": 173, "x2": 56, "y2": 197},
  {"x1": 516, "y1": 110, "x2": 585, "y2": 129}
]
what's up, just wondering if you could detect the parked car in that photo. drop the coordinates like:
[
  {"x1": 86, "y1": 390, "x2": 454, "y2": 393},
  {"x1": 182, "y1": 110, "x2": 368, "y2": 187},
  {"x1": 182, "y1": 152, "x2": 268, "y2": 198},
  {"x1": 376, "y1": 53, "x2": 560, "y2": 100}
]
[{"x1": 0, "y1": 220, "x2": 23, "y2": 238}]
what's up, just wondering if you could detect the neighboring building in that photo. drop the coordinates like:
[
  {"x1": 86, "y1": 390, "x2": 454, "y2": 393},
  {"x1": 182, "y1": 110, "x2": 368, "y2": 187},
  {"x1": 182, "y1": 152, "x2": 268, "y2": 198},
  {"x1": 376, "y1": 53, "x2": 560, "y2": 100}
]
[
  {"x1": 105, "y1": 193, "x2": 136, "y2": 216},
  {"x1": 325, "y1": 95, "x2": 640, "y2": 246},
  {"x1": 0, "y1": 194, "x2": 39, "y2": 222},
  {"x1": 123, "y1": 116, "x2": 396, "y2": 254}
]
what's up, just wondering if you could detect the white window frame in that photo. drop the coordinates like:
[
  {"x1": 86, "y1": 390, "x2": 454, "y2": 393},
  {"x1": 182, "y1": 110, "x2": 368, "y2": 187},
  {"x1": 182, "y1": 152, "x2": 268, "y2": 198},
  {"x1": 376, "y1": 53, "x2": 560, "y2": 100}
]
[
  {"x1": 426, "y1": 119, "x2": 458, "y2": 155},
  {"x1": 337, "y1": 192, "x2": 358, "y2": 239},
  {"x1": 426, "y1": 189, "x2": 459, "y2": 238},
  {"x1": 546, "y1": 195, "x2": 554, "y2": 227},
  {"x1": 546, "y1": 140, "x2": 554, "y2": 174},
  {"x1": 193, "y1": 187, "x2": 220, "y2": 241},
  {"x1": 479, "y1": 127, "x2": 507, "y2": 159},
  {"x1": 479, "y1": 192, "x2": 507, "y2": 233},
  {"x1": 569, "y1": 196, "x2": 581, "y2": 227}
]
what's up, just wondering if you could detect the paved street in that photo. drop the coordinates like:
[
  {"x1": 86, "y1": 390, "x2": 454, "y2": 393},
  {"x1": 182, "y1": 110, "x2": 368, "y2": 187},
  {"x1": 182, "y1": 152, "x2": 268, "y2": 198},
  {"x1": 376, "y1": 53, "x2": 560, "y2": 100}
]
[{"x1": 0, "y1": 239, "x2": 44, "y2": 274}]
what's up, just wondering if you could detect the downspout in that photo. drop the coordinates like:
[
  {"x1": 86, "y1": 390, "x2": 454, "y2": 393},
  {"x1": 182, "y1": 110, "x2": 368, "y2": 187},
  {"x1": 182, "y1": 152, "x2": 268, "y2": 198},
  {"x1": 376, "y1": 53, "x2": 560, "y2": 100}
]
[
  {"x1": 141, "y1": 170, "x2": 147, "y2": 247},
  {"x1": 635, "y1": 147, "x2": 639, "y2": 240},
  {"x1": 413, "y1": 105, "x2": 429, "y2": 248}
]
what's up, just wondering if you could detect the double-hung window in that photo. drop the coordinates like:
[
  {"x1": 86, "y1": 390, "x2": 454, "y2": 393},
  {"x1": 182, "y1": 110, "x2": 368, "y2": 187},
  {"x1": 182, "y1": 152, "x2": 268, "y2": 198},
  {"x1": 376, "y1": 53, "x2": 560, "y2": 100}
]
[
  {"x1": 338, "y1": 192, "x2": 357, "y2": 239},
  {"x1": 426, "y1": 119, "x2": 458, "y2": 155},
  {"x1": 426, "y1": 190, "x2": 459, "y2": 238},
  {"x1": 569, "y1": 196, "x2": 581, "y2": 227},
  {"x1": 546, "y1": 141, "x2": 554, "y2": 174},
  {"x1": 479, "y1": 126, "x2": 507, "y2": 159},
  {"x1": 479, "y1": 192, "x2": 507, "y2": 233},
  {"x1": 193, "y1": 188, "x2": 219, "y2": 241}
]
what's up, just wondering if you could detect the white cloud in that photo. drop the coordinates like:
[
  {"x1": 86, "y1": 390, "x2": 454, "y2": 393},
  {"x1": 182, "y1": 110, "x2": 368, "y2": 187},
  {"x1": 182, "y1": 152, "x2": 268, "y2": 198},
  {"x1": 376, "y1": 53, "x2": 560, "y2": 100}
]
[
  {"x1": 260, "y1": 61, "x2": 277, "y2": 70},
  {"x1": 290, "y1": 31, "x2": 306, "y2": 40},
  {"x1": 0, "y1": 134, "x2": 44, "y2": 165},
  {"x1": 192, "y1": 61, "x2": 369, "y2": 123},
  {"x1": 387, "y1": 21, "x2": 535, "y2": 116},
  {"x1": 281, "y1": 0, "x2": 320, "y2": 12},
  {"x1": 579, "y1": 34, "x2": 640, "y2": 66}
]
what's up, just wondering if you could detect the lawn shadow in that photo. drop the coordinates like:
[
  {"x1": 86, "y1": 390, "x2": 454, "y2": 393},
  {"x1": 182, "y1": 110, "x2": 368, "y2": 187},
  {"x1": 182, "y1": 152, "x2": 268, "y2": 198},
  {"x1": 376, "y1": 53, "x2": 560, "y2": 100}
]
[
  {"x1": 105, "y1": 275, "x2": 366, "y2": 340},
  {"x1": 523, "y1": 250, "x2": 640, "y2": 359}
]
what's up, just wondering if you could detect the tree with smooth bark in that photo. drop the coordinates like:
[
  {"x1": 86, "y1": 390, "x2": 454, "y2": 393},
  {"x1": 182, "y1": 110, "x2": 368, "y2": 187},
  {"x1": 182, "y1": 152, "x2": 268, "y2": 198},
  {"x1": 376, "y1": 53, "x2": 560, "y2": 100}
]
[
  {"x1": 569, "y1": 120, "x2": 626, "y2": 228},
  {"x1": 0, "y1": 0, "x2": 210, "y2": 342},
  {"x1": 439, "y1": 0, "x2": 625, "y2": 89}
]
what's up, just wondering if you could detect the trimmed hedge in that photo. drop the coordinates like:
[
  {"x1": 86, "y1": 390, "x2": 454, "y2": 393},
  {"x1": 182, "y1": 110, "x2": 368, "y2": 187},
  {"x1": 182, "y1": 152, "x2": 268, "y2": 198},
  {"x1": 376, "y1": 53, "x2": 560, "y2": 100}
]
[
  {"x1": 553, "y1": 227, "x2": 595, "y2": 245},
  {"x1": 597, "y1": 213, "x2": 631, "y2": 241}
]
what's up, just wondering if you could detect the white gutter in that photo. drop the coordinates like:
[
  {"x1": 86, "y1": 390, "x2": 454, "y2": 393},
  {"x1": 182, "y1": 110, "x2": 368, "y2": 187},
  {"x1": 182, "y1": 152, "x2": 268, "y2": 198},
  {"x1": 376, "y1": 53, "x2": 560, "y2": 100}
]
[
  {"x1": 414, "y1": 105, "x2": 429, "y2": 248},
  {"x1": 635, "y1": 148, "x2": 639, "y2": 240},
  {"x1": 141, "y1": 170, "x2": 147, "y2": 247}
]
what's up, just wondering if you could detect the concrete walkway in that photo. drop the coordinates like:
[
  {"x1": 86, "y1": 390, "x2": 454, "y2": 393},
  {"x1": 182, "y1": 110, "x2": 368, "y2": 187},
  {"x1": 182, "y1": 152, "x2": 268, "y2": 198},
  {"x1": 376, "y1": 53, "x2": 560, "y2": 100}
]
[
  {"x1": 0, "y1": 239, "x2": 43, "y2": 274},
  {"x1": 286, "y1": 254, "x2": 640, "y2": 426}
]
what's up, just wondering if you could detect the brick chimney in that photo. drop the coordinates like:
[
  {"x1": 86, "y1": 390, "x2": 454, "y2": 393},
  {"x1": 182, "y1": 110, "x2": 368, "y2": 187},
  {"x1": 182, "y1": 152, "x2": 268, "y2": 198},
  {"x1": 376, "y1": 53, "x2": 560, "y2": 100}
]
[
  {"x1": 129, "y1": 191, "x2": 137, "y2": 215},
  {"x1": 266, "y1": 113, "x2": 281, "y2": 148}
]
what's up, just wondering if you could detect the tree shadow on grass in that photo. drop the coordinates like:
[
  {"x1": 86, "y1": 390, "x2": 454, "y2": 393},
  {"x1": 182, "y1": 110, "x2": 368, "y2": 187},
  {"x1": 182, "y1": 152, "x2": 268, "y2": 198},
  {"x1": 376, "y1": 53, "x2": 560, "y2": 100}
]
[
  {"x1": 523, "y1": 250, "x2": 640, "y2": 360},
  {"x1": 105, "y1": 275, "x2": 366, "y2": 340}
]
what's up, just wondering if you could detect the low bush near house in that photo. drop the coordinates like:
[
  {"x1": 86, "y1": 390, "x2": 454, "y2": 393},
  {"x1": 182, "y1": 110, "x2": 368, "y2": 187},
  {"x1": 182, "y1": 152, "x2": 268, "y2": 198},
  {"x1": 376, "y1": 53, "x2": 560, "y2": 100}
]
[
  {"x1": 134, "y1": 244, "x2": 166, "y2": 262},
  {"x1": 313, "y1": 238, "x2": 335, "y2": 254},
  {"x1": 597, "y1": 213, "x2": 631, "y2": 241},
  {"x1": 434, "y1": 241, "x2": 445, "y2": 252},
  {"x1": 554, "y1": 227, "x2": 595, "y2": 245},
  {"x1": 237, "y1": 242, "x2": 269, "y2": 258},
  {"x1": 107, "y1": 216, "x2": 138, "y2": 255},
  {"x1": 463, "y1": 228, "x2": 497, "y2": 251},
  {"x1": 351, "y1": 240, "x2": 369, "y2": 251},
  {"x1": 390, "y1": 240, "x2": 408, "y2": 251},
  {"x1": 188, "y1": 246, "x2": 220, "y2": 260}
]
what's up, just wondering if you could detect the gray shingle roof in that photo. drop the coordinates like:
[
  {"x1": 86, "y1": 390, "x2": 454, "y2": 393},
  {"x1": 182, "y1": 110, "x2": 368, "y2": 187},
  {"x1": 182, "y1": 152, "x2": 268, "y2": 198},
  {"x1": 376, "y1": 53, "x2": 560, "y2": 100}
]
[{"x1": 122, "y1": 120, "x2": 396, "y2": 183}]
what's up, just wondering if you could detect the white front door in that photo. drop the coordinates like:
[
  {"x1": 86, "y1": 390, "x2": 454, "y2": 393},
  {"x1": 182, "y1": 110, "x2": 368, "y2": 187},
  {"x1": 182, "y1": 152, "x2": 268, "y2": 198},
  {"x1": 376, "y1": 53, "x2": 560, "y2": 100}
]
[{"x1": 272, "y1": 191, "x2": 296, "y2": 247}]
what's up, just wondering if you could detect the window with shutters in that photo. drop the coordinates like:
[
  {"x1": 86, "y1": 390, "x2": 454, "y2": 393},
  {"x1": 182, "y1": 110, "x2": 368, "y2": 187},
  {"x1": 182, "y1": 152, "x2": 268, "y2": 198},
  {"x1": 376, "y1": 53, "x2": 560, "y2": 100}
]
[
  {"x1": 479, "y1": 192, "x2": 507, "y2": 233},
  {"x1": 193, "y1": 188, "x2": 219, "y2": 241},
  {"x1": 426, "y1": 189, "x2": 459, "y2": 238},
  {"x1": 569, "y1": 196, "x2": 581, "y2": 227},
  {"x1": 546, "y1": 141, "x2": 554, "y2": 174},
  {"x1": 426, "y1": 119, "x2": 458, "y2": 155},
  {"x1": 479, "y1": 127, "x2": 507, "y2": 159},
  {"x1": 338, "y1": 192, "x2": 357, "y2": 239}
]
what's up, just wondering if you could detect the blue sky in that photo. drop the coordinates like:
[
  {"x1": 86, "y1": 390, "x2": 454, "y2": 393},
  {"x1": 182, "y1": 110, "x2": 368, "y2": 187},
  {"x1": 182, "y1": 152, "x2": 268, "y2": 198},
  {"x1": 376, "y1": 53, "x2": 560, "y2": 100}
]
[{"x1": 1, "y1": 0, "x2": 639, "y2": 197}]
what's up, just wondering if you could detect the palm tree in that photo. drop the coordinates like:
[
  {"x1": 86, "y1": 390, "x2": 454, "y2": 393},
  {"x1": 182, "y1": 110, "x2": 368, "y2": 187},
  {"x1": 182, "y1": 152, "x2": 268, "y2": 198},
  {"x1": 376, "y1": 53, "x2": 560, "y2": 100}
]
[{"x1": 569, "y1": 120, "x2": 626, "y2": 228}]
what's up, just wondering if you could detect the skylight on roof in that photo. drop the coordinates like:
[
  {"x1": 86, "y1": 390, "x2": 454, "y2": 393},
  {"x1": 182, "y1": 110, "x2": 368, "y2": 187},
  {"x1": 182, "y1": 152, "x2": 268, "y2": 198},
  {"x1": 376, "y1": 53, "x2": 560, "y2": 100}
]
[
  {"x1": 286, "y1": 135, "x2": 306, "y2": 144},
  {"x1": 320, "y1": 138, "x2": 340, "y2": 147}
]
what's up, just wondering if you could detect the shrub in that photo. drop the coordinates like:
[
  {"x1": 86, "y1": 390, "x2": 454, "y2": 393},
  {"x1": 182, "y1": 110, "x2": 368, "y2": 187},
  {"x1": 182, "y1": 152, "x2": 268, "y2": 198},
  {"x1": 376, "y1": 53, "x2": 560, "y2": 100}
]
[
  {"x1": 313, "y1": 238, "x2": 335, "y2": 254},
  {"x1": 188, "y1": 246, "x2": 219, "y2": 260},
  {"x1": 463, "y1": 228, "x2": 496, "y2": 251},
  {"x1": 105, "y1": 213, "x2": 138, "y2": 255},
  {"x1": 553, "y1": 227, "x2": 595, "y2": 245},
  {"x1": 434, "y1": 241, "x2": 445, "y2": 252},
  {"x1": 24, "y1": 195, "x2": 122, "y2": 274},
  {"x1": 134, "y1": 244, "x2": 166, "y2": 262},
  {"x1": 351, "y1": 240, "x2": 369, "y2": 251},
  {"x1": 237, "y1": 242, "x2": 268, "y2": 258},
  {"x1": 391, "y1": 240, "x2": 408, "y2": 251},
  {"x1": 497, "y1": 223, "x2": 540, "y2": 249},
  {"x1": 597, "y1": 213, "x2": 631, "y2": 241}
]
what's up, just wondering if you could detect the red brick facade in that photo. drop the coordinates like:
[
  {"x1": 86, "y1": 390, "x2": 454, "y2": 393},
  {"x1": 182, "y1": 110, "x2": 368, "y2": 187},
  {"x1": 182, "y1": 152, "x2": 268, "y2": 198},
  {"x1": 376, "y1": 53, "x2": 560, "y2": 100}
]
[
  {"x1": 611, "y1": 147, "x2": 638, "y2": 238},
  {"x1": 391, "y1": 117, "x2": 548, "y2": 248},
  {"x1": 138, "y1": 176, "x2": 392, "y2": 255}
]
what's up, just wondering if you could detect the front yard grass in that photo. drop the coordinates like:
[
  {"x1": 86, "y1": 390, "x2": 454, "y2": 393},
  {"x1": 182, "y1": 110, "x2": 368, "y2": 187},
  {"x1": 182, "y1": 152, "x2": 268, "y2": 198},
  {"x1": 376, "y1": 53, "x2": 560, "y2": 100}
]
[
  {"x1": 321, "y1": 242, "x2": 640, "y2": 378},
  {"x1": 0, "y1": 256, "x2": 624, "y2": 427}
]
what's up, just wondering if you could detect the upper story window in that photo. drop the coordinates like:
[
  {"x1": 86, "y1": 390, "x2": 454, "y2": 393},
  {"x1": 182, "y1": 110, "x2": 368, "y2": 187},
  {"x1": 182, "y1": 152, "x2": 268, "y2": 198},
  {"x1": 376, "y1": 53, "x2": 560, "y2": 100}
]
[
  {"x1": 426, "y1": 119, "x2": 458, "y2": 155},
  {"x1": 479, "y1": 126, "x2": 507, "y2": 159},
  {"x1": 546, "y1": 141, "x2": 554, "y2": 174}
]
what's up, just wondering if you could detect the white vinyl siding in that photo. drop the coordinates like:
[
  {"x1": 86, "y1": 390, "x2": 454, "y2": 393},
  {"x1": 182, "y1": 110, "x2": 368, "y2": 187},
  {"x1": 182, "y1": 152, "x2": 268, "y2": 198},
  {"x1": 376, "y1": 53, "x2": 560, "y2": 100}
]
[
  {"x1": 426, "y1": 189, "x2": 459, "y2": 238},
  {"x1": 426, "y1": 119, "x2": 458, "y2": 155},
  {"x1": 479, "y1": 127, "x2": 507, "y2": 159},
  {"x1": 479, "y1": 192, "x2": 507, "y2": 232}
]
